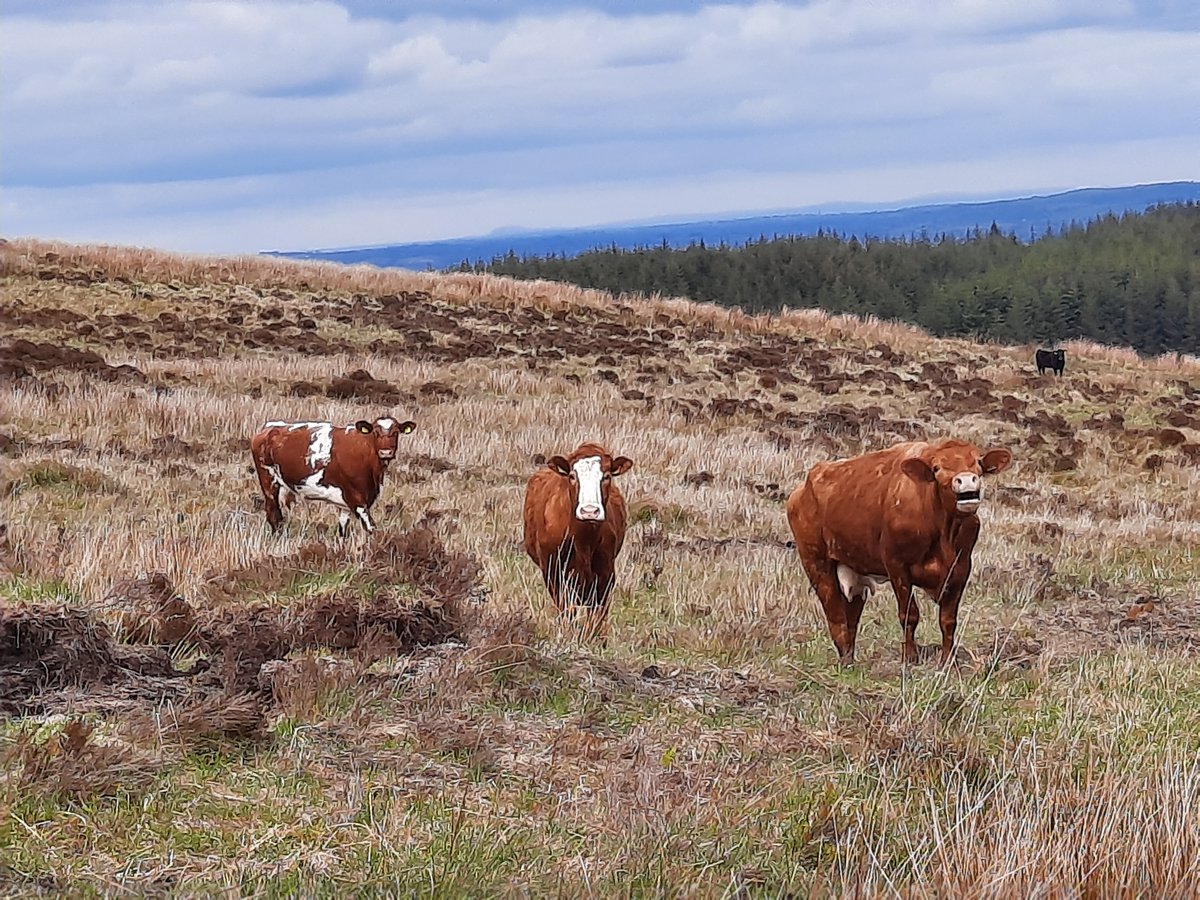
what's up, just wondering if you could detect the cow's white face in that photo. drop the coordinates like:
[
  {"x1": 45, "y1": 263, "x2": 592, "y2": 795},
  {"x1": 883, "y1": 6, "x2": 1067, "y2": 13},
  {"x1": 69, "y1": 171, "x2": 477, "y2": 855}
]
[
  {"x1": 354, "y1": 416, "x2": 416, "y2": 460},
  {"x1": 572, "y1": 456, "x2": 605, "y2": 522},
  {"x1": 376, "y1": 417, "x2": 398, "y2": 459}
]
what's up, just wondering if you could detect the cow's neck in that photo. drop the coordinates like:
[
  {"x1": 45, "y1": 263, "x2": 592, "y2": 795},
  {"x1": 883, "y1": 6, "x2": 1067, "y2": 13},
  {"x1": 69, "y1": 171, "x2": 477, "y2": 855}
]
[
  {"x1": 930, "y1": 491, "x2": 978, "y2": 543},
  {"x1": 363, "y1": 455, "x2": 386, "y2": 487},
  {"x1": 568, "y1": 520, "x2": 602, "y2": 560},
  {"x1": 941, "y1": 510, "x2": 980, "y2": 554}
]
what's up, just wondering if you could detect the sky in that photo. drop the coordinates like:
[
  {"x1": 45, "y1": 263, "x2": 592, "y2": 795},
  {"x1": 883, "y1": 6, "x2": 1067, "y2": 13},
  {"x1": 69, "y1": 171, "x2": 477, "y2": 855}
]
[{"x1": 2, "y1": 0, "x2": 1198, "y2": 254}]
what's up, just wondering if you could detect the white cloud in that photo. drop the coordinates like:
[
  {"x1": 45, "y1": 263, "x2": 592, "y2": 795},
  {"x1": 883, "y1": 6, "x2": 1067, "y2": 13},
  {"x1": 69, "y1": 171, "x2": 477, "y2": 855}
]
[{"x1": 1, "y1": 0, "x2": 1197, "y2": 252}]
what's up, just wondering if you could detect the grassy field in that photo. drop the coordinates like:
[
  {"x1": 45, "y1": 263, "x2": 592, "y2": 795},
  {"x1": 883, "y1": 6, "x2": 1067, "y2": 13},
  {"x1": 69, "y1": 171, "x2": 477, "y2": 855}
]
[{"x1": 2, "y1": 237, "x2": 1200, "y2": 896}]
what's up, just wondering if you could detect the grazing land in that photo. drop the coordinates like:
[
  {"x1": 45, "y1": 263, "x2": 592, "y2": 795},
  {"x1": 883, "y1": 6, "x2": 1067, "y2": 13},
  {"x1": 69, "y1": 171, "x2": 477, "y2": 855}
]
[{"x1": 2, "y1": 238, "x2": 1200, "y2": 896}]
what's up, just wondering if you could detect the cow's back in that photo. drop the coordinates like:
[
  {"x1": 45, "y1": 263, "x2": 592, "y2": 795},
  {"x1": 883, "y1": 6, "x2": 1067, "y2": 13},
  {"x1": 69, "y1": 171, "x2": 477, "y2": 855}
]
[
  {"x1": 251, "y1": 424, "x2": 300, "y2": 468},
  {"x1": 253, "y1": 424, "x2": 325, "y2": 483},
  {"x1": 802, "y1": 442, "x2": 919, "y2": 514},
  {"x1": 789, "y1": 443, "x2": 926, "y2": 568}
]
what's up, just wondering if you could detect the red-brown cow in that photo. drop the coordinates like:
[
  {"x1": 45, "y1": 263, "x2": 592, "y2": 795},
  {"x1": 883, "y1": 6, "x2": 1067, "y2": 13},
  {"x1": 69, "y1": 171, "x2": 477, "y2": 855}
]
[
  {"x1": 786, "y1": 439, "x2": 1012, "y2": 665},
  {"x1": 250, "y1": 416, "x2": 415, "y2": 536},
  {"x1": 523, "y1": 442, "x2": 633, "y2": 635}
]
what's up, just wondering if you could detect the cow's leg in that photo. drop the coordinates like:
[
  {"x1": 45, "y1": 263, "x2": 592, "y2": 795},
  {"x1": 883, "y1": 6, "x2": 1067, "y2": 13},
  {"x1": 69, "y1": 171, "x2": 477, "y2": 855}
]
[
  {"x1": 587, "y1": 566, "x2": 617, "y2": 642},
  {"x1": 544, "y1": 566, "x2": 561, "y2": 609},
  {"x1": 265, "y1": 491, "x2": 284, "y2": 532},
  {"x1": 936, "y1": 566, "x2": 972, "y2": 665},
  {"x1": 273, "y1": 485, "x2": 297, "y2": 532},
  {"x1": 550, "y1": 543, "x2": 576, "y2": 611},
  {"x1": 354, "y1": 505, "x2": 375, "y2": 534},
  {"x1": 844, "y1": 591, "x2": 867, "y2": 655},
  {"x1": 890, "y1": 573, "x2": 920, "y2": 664},
  {"x1": 253, "y1": 460, "x2": 285, "y2": 532},
  {"x1": 539, "y1": 548, "x2": 567, "y2": 612},
  {"x1": 937, "y1": 599, "x2": 960, "y2": 666},
  {"x1": 336, "y1": 509, "x2": 352, "y2": 538},
  {"x1": 801, "y1": 556, "x2": 858, "y2": 663}
]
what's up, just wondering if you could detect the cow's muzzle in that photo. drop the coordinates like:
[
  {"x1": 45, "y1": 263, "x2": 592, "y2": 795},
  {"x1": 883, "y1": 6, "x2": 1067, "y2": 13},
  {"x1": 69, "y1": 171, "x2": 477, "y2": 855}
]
[
  {"x1": 955, "y1": 489, "x2": 981, "y2": 513},
  {"x1": 576, "y1": 505, "x2": 605, "y2": 522},
  {"x1": 378, "y1": 450, "x2": 396, "y2": 459}
]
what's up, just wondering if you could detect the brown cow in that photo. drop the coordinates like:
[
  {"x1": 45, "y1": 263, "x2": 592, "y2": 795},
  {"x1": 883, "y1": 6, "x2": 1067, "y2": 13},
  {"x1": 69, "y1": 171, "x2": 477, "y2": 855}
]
[
  {"x1": 786, "y1": 439, "x2": 1012, "y2": 664},
  {"x1": 523, "y1": 442, "x2": 633, "y2": 634},
  {"x1": 250, "y1": 416, "x2": 415, "y2": 536}
]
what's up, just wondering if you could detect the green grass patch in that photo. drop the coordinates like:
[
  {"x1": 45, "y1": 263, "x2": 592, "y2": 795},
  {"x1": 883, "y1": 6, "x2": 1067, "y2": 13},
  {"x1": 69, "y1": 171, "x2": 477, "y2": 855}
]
[
  {"x1": 4, "y1": 460, "x2": 123, "y2": 497},
  {"x1": 0, "y1": 575, "x2": 80, "y2": 604}
]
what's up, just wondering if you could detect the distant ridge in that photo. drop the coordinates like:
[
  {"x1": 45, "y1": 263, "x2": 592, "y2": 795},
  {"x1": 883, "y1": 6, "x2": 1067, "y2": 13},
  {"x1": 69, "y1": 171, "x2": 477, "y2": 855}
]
[{"x1": 267, "y1": 181, "x2": 1200, "y2": 272}]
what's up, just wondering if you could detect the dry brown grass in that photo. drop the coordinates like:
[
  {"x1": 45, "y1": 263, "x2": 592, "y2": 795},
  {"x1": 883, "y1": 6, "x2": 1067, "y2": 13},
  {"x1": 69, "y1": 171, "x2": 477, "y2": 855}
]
[{"x1": 2, "y1": 238, "x2": 1200, "y2": 895}]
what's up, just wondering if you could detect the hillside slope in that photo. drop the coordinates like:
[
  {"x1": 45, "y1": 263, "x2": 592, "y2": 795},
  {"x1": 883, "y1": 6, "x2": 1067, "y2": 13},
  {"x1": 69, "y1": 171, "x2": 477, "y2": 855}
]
[{"x1": 2, "y1": 239, "x2": 1200, "y2": 895}]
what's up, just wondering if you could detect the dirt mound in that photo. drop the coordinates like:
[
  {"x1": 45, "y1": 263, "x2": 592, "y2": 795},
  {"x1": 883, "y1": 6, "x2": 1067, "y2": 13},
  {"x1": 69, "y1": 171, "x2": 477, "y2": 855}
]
[
  {"x1": 202, "y1": 527, "x2": 482, "y2": 608},
  {"x1": 104, "y1": 572, "x2": 197, "y2": 646},
  {"x1": 199, "y1": 591, "x2": 462, "y2": 696},
  {"x1": 1, "y1": 719, "x2": 159, "y2": 801},
  {"x1": 1031, "y1": 593, "x2": 1200, "y2": 654},
  {"x1": 365, "y1": 527, "x2": 483, "y2": 603},
  {"x1": 326, "y1": 368, "x2": 412, "y2": 404},
  {"x1": 196, "y1": 528, "x2": 480, "y2": 694},
  {"x1": 2, "y1": 528, "x2": 481, "y2": 715},
  {"x1": 0, "y1": 339, "x2": 144, "y2": 382},
  {"x1": 0, "y1": 606, "x2": 120, "y2": 704},
  {"x1": 0, "y1": 605, "x2": 172, "y2": 715}
]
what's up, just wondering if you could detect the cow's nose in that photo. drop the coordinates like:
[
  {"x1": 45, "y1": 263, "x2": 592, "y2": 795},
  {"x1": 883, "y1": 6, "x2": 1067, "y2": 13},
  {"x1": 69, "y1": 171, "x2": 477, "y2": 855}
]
[
  {"x1": 577, "y1": 505, "x2": 604, "y2": 521},
  {"x1": 953, "y1": 473, "x2": 980, "y2": 492}
]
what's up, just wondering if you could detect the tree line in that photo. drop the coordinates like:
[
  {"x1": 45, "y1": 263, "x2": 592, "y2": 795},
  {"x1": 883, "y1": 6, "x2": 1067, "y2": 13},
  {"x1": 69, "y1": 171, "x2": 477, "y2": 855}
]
[{"x1": 464, "y1": 202, "x2": 1200, "y2": 356}]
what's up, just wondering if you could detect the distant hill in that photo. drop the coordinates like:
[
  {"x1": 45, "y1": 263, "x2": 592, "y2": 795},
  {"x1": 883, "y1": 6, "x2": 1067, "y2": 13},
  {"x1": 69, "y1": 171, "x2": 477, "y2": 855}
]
[{"x1": 267, "y1": 182, "x2": 1200, "y2": 272}]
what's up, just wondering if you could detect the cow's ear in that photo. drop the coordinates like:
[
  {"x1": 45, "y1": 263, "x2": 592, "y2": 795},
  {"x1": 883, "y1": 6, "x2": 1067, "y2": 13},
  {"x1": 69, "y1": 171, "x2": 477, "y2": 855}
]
[
  {"x1": 981, "y1": 448, "x2": 1012, "y2": 474},
  {"x1": 900, "y1": 457, "x2": 935, "y2": 483},
  {"x1": 611, "y1": 456, "x2": 633, "y2": 476},
  {"x1": 549, "y1": 456, "x2": 571, "y2": 476},
  {"x1": 398, "y1": 420, "x2": 416, "y2": 434},
  {"x1": 355, "y1": 420, "x2": 373, "y2": 434}
]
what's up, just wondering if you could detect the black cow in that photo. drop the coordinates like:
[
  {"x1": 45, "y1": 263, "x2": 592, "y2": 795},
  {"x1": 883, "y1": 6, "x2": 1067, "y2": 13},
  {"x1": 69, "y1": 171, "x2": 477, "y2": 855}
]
[{"x1": 1036, "y1": 348, "x2": 1065, "y2": 376}]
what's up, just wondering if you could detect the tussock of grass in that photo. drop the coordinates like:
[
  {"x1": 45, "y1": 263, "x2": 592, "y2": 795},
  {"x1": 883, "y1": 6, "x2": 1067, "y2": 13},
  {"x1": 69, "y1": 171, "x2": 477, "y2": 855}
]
[
  {"x1": 2, "y1": 460, "x2": 123, "y2": 497},
  {"x1": 149, "y1": 692, "x2": 268, "y2": 746},
  {"x1": 0, "y1": 719, "x2": 157, "y2": 801}
]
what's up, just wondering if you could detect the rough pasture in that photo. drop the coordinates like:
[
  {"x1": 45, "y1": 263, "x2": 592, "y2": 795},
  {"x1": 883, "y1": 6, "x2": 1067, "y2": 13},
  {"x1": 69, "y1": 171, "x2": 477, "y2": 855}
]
[{"x1": 2, "y1": 239, "x2": 1200, "y2": 895}]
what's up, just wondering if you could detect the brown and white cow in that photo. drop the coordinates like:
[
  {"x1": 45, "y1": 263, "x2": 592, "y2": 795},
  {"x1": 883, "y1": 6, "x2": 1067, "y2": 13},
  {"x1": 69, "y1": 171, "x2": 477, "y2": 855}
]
[
  {"x1": 786, "y1": 439, "x2": 1012, "y2": 665},
  {"x1": 250, "y1": 416, "x2": 415, "y2": 536},
  {"x1": 523, "y1": 442, "x2": 633, "y2": 635}
]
